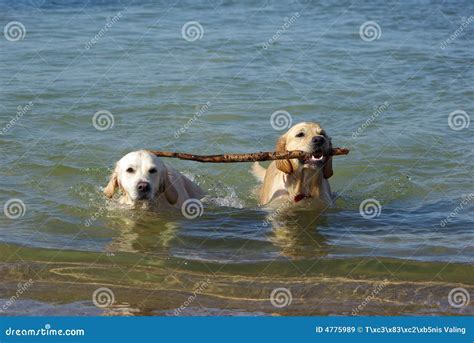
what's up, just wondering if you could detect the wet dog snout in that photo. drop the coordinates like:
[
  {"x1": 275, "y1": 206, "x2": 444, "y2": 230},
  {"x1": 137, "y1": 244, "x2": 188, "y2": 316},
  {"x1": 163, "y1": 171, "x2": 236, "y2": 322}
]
[
  {"x1": 312, "y1": 136, "x2": 325, "y2": 146},
  {"x1": 137, "y1": 181, "x2": 151, "y2": 193}
]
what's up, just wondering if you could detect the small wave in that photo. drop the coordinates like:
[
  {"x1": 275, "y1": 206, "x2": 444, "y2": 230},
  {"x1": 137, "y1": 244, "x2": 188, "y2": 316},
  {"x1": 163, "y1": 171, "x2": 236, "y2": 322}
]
[
  {"x1": 204, "y1": 185, "x2": 245, "y2": 209},
  {"x1": 183, "y1": 174, "x2": 246, "y2": 209}
]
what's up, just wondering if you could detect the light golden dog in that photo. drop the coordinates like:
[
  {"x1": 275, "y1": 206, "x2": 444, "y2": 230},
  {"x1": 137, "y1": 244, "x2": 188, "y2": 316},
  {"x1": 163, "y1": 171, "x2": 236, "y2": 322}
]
[
  {"x1": 104, "y1": 150, "x2": 204, "y2": 208},
  {"x1": 252, "y1": 122, "x2": 334, "y2": 206}
]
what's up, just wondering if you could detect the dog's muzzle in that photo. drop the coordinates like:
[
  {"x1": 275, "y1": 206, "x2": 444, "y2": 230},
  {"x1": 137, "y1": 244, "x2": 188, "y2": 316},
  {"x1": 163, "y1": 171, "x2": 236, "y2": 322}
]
[
  {"x1": 298, "y1": 136, "x2": 331, "y2": 169},
  {"x1": 136, "y1": 181, "x2": 151, "y2": 199}
]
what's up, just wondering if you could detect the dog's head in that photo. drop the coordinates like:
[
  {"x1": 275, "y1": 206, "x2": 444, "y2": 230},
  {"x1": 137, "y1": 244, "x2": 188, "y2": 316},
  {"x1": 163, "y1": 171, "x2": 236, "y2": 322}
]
[
  {"x1": 103, "y1": 150, "x2": 178, "y2": 205},
  {"x1": 275, "y1": 122, "x2": 333, "y2": 178}
]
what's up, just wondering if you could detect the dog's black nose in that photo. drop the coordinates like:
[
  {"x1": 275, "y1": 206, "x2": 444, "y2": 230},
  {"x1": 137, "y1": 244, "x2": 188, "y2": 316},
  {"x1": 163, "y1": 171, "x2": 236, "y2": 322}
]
[
  {"x1": 312, "y1": 136, "x2": 324, "y2": 146},
  {"x1": 137, "y1": 181, "x2": 150, "y2": 193}
]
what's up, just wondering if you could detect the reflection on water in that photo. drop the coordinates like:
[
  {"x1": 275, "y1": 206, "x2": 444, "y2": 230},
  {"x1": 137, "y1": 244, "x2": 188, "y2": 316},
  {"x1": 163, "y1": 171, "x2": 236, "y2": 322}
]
[
  {"x1": 105, "y1": 199, "x2": 333, "y2": 261},
  {"x1": 105, "y1": 212, "x2": 180, "y2": 255},
  {"x1": 268, "y1": 204, "x2": 330, "y2": 259}
]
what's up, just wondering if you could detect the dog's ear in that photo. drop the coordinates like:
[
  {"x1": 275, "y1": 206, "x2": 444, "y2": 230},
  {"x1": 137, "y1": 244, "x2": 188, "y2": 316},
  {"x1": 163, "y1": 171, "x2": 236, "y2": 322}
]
[
  {"x1": 103, "y1": 168, "x2": 118, "y2": 198},
  {"x1": 274, "y1": 135, "x2": 293, "y2": 174},
  {"x1": 323, "y1": 156, "x2": 333, "y2": 179},
  {"x1": 160, "y1": 170, "x2": 179, "y2": 205}
]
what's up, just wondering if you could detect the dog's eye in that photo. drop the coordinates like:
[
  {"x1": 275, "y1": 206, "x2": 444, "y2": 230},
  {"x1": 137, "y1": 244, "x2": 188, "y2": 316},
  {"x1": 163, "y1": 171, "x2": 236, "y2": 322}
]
[
  {"x1": 295, "y1": 132, "x2": 305, "y2": 138},
  {"x1": 149, "y1": 168, "x2": 157, "y2": 174},
  {"x1": 126, "y1": 168, "x2": 135, "y2": 173}
]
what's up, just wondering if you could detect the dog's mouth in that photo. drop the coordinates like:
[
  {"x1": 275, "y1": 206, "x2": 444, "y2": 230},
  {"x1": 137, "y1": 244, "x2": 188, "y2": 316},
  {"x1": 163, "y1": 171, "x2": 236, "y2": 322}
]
[
  {"x1": 136, "y1": 193, "x2": 152, "y2": 201},
  {"x1": 301, "y1": 151, "x2": 326, "y2": 168}
]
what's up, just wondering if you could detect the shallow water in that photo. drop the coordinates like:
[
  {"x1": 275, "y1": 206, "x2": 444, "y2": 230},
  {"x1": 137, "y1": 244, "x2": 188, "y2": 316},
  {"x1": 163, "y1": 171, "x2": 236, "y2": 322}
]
[{"x1": 0, "y1": 0, "x2": 473, "y2": 316}]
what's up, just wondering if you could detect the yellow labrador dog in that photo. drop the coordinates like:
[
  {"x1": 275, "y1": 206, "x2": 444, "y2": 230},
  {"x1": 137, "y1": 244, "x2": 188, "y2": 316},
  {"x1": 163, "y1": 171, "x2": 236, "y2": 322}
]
[
  {"x1": 104, "y1": 150, "x2": 204, "y2": 208},
  {"x1": 252, "y1": 122, "x2": 334, "y2": 206}
]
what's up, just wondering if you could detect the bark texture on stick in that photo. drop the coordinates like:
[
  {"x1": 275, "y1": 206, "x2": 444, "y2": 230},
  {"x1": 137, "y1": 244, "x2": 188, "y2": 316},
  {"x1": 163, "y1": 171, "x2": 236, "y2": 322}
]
[{"x1": 148, "y1": 148, "x2": 349, "y2": 163}]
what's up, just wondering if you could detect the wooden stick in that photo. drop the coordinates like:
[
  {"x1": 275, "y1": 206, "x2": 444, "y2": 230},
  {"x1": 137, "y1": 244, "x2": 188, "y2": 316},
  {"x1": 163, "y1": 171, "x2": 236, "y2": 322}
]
[{"x1": 148, "y1": 148, "x2": 349, "y2": 163}]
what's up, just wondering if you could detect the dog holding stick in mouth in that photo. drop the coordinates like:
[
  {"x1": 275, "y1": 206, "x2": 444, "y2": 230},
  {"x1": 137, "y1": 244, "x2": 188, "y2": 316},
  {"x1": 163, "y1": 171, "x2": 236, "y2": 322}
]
[{"x1": 252, "y1": 122, "x2": 334, "y2": 206}]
